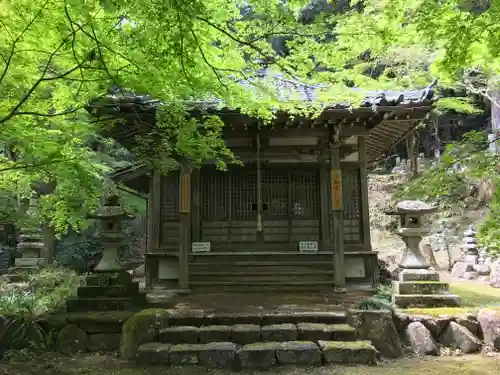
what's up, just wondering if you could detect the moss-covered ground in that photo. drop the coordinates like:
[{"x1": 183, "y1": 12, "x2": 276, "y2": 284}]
[{"x1": 1, "y1": 352, "x2": 499, "y2": 375}]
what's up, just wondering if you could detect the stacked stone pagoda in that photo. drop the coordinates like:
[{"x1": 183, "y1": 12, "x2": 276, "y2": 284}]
[
  {"x1": 4, "y1": 198, "x2": 44, "y2": 282},
  {"x1": 387, "y1": 200, "x2": 461, "y2": 308},
  {"x1": 66, "y1": 195, "x2": 146, "y2": 312},
  {"x1": 462, "y1": 226, "x2": 479, "y2": 264}
]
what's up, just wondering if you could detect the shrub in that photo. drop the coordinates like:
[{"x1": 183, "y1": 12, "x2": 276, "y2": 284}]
[
  {"x1": 356, "y1": 284, "x2": 394, "y2": 312},
  {"x1": 0, "y1": 266, "x2": 79, "y2": 355}
]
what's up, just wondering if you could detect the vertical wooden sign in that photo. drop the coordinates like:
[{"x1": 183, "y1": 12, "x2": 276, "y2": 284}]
[
  {"x1": 330, "y1": 169, "x2": 342, "y2": 210},
  {"x1": 179, "y1": 170, "x2": 191, "y2": 213}
]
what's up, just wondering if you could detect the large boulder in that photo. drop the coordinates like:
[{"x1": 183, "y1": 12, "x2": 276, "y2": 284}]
[
  {"x1": 477, "y1": 308, "x2": 500, "y2": 351},
  {"x1": 119, "y1": 309, "x2": 169, "y2": 360},
  {"x1": 56, "y1": 324, "x2": 88, "y2": 355},
  {"x1": 456, "y1": 315, "x2": 482, "y2": 339},
  {"x1": 439, "y1": 321, "x2": 482, "y2": 354},
  {"x1": 404, "y1": 321, "x2": 438, "y2": 356},
  {"x1": 347, "y1": 310, "x2": 403, "y2": 358}
]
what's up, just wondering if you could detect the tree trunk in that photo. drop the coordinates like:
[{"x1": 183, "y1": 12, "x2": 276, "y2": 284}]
[
  {"x1": 41, "y1": 224, "x2": 56, "y2": 265},
  {"x1": 406, "y1": 131, "x2": 420, "y2": 176},
  {"x1": 491, "y1": 89, "x2": 500, "y2": 153}
]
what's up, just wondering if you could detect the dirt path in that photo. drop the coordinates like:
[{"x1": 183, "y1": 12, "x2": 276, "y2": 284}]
[{"x1": 1, "y1": 352, "x2": 500, "y2": 375}]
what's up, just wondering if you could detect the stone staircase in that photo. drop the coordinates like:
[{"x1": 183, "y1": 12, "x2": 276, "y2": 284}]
[{"x1": 136, "y1": 311, "x2": 377, "y2": 368}]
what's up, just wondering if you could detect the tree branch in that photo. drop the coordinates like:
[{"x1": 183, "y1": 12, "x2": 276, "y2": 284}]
[
  {"x1": 0, "y1": 157, "x2": 78, "y2": 173},
  {"x1": 0, "y1": 0, "x2": 50, "y2": 87},
  {"x1": 195, "y1": 16, "x2": 293, "y2": 76}
]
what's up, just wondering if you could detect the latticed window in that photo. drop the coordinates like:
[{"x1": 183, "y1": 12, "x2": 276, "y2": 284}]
[{"x1": 160, "y1": 171, "x2": 181, "y2": 247}]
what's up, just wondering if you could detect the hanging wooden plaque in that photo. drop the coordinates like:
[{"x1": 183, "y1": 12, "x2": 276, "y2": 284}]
[{"x1": 330, "y1": 169, "x2": 343, "y2": 210}]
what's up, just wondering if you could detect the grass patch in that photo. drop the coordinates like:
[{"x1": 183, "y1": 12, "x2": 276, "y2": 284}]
[{"x1": 450, "y1": 282, "x2": 500, "y2": 307}]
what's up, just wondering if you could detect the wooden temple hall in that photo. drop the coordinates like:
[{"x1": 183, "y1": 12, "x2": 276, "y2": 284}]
[{"x1": 88, "y1": 74, "x2": 436, "y2": 294}]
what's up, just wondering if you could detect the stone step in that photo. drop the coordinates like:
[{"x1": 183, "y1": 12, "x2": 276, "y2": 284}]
[
  {"x1": 392, "y1": 293, "x2": 461, "y2": 308},
  {"x1": 136, "y1": 340, "x2": 376, "y2": 368},
  {"x1": 393, "y1": 281, "x2": 450, "y2": 295},
  {"x1": 189, "y1": 270, "x2": 334, "y2": 283},
  {"x1": 158, "y1": 323, "x2": 356, "y2": 345},
  {"x1": 166, "y1": 311, "x2": 347, "y2": 327},
  {"x1": 189, "y1": 280, "x2": 336, "y2": 293}
]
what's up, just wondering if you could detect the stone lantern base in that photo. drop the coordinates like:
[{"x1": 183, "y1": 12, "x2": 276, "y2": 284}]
[
  {"x1": 66, "y1": 271, "x2": 146, "y2": 312},
  {"x1": 392, "y1": 269, "x2": 461, "y2": 308}
]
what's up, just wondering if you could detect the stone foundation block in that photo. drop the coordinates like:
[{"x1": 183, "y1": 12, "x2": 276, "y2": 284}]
[
  {"x1": 85, "y1": 272, "x2": 133, "y2": 286},
  {"x1": 276, "y1": 341, "x2": 322, "y2": 365},
  {"x1": 66, "y1": 295, "x2": 146, "y2": 312},
  {"x1": 399, "y1": 269, "x2": 440, "y2": 282},
  {"x1": 394, "y1": 281, "x2": 450, "y2": 295},
  {"x1": 198, "y1": 342, "x2": 239, "y2": 369},
  {"x1": 230, "y1": 324, "x2": 261, "y2": 345},
  {"x1": 198, "y1": 325, "x2": 232, "y2": 343},
  {"x1": 159, "y1": 326, "x2": 200, "y2": 344},
  {"x1": 238, "y1": 342, "x2": 280, "y2": 368},
  {"x1": 318, "y1": 340, "x2": 376, "y2": 364},
  {"x1": 137, "y1": 343, "x2": 171, "y2": 365},
  {"x1": 168, "y1": 344, "x2": 201, "y2": 365},
  {"x1": 261, "y1": 323, "x2": 298, "y2": 341},
  {"x1": 77, "y1": 284, "x2": 139, "y2": 298}
]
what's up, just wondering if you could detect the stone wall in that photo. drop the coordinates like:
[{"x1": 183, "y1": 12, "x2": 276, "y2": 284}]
[
  {"x1": 349, "y1": 308, "x2": 500, "y2": 357},
  {"x1": 2, "y1": 308, "x2": 500, "y2": 361},
  {"x1": 0, "y1": 311, "x2": 134, "y2": 359}
]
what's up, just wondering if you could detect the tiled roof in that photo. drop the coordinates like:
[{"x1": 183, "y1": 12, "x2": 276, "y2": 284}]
[{"x1": 103, "y1": 68, "x2": 436, "y2": 112}]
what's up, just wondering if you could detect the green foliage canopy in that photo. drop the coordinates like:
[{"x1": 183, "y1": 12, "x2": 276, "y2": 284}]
[{"x1": 4, "y1": 0, "x2": 463, "y2": 234}]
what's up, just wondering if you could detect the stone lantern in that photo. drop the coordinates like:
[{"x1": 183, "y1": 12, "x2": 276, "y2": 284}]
[
  {"x1": 66, "y1": 195, "x2": 146, "y2": 312},
  {"x1": 386, "y1": 200, "x2": 460, "y2": 308},
  {"x1": 89, "y1": 195, "x2": 132, "y2": 272}
]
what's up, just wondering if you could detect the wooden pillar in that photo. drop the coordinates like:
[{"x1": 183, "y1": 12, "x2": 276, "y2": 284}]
[
  {"x1": 145, "y1": 171, "x2": 161, "y2": 288},
  {"x1": 319, "y1": 153, "x2": 330, "y2": 249},
  {"x1": 178, "y1": 164, "x2": 191, "y2": 293},
  {"x1": 191, "y1": 169, "x2": 201, "y2": 242},
  {"x1": 359, "y1": 137, "x2": 371, "y2": 246},
  {"x1": 329, "y1": 124, "x2": 346, "y2": 292}
]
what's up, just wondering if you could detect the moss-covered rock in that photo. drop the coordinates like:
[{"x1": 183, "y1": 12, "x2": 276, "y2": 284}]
[
  {"x1": 119, "y1": 308, "x2": 169, "y2": 360},
  {"x1": 347, "y1": 310, "x2": 403, "y2": 358}
]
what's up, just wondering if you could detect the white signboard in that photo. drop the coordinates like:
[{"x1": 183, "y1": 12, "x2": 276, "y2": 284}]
[
  {"x1": 192, "y1": 242, "x2": 211, "y2": 253},
  {"x1": 299, "y1": 241, "x2": 318, "y2": 252}
]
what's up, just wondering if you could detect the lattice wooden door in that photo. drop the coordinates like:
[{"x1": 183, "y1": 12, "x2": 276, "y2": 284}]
[
  {"x1": 199, "y1": 167, "x2": 257, "y2": 244},
  {"x1": 261, "y1": 168, "x2": 320, "y2": 243}
]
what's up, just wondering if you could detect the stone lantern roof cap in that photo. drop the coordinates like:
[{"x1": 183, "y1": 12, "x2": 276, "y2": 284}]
[
  {"x1": 87, "y1": 194, "x2": 134, "y2": 220},
  {"x1": 385, "y1": 200, "x2": 438, "y2": 216}
]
